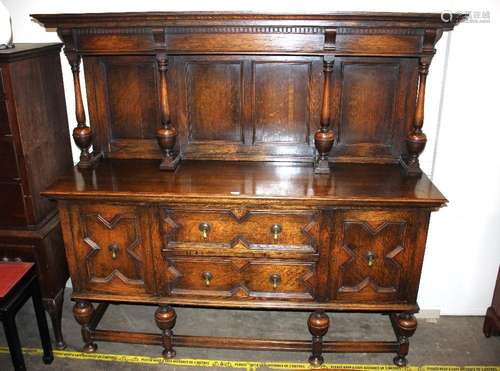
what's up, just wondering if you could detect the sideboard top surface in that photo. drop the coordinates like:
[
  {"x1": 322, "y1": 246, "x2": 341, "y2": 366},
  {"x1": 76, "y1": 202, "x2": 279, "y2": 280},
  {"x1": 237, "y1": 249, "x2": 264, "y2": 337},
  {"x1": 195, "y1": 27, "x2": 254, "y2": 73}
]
[
  {"x1": 42, "y1": 159, "x2": 446, "y2": 207},
  {"x1": 31, "y1": 11, "x2": 465, "y2": 28}
]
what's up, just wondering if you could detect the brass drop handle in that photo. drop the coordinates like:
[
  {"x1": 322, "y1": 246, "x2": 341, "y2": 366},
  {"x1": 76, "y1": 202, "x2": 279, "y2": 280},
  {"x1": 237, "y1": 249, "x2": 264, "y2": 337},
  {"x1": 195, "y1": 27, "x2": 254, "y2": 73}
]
[
  {"x1": 366, "y1": 251, "x2": 376, "y2": 267},
  {"x1": 108, "y1": 243, "x2": 119, "y2": 260},
  {"x1": 270, "y1": 273, "x2": 281, "y2": 289},
  {"x1": 199, "y1": 223, "x2": 211, "y2": 240},
  {"x1": 202, "y1": 271, "x2": 213, "y2": 286},
  {"x1": 270, "y1": 224, "x2": 282, "y2": 241}
]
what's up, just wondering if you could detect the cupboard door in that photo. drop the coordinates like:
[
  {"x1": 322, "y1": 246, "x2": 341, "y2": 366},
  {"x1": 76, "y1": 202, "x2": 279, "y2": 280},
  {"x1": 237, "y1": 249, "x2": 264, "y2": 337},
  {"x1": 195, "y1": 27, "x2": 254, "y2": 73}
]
[
  {"x1": 330, "y1": 209, "x2": 427, "y2": 303},
  {"x1": 71, "y1": 204, "x2": 154, "y2": 295}
]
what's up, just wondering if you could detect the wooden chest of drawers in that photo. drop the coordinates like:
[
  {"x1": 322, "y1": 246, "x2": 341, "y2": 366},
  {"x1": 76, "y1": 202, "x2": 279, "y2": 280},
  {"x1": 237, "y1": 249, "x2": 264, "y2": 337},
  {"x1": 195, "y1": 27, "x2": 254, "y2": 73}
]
[
  {"x1": 32, "y1": 11, "x2": 464, "y2": 366},
  {"x1": 0, "y1": 44, "x2": 72, "y2": 349}
]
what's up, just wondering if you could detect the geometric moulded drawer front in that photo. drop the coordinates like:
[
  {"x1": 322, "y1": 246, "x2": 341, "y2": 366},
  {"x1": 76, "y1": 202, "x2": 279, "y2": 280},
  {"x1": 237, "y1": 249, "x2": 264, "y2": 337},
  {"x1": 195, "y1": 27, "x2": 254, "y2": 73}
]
[
  {"x1": 73, "y1": 204, "x2": 152, "y2": 295},
  {"x1": 329, "y1": 210, "x2": 418, "y2": 302},
  {"x1": 161, "y1": 256, "x2": 316, "y2": 301},
  {"x1": 161, "y1": 208, "x2": 319, "y2": 255}
]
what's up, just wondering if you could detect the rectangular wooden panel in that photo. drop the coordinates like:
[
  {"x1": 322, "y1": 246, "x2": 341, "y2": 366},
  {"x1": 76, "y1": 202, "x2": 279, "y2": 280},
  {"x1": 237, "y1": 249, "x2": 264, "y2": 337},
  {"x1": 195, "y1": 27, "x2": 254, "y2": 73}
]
[
  {"x1": 104, "y1": 56, "x2": 159, "y2": 140},
  {"x1": 336, "y1": 33, "x2": 422, "y2": 54},
  {"x1": 166, "y1": 33, "x2": 324, "y2": 53},
  {"x1": 253, "y1": 61, "x2": 310, "y2": 144},
  {"x1": 0, "y1": 182, "x2": 27, "y2": 227},
  {"x1": 331, "y1": 57, "x2": 418, "y2": 162},
  {"x1": 186, "y1": 61, "x2": 243, "y2": 143},
  {"x1": 78, "y1": 32, "x2": 155, "y2": 53}
]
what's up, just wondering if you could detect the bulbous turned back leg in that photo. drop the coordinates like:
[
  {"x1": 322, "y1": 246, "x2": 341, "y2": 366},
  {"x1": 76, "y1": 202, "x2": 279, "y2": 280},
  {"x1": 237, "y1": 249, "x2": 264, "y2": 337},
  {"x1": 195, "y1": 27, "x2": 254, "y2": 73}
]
[
  {"x1": 307, "y1": 311, "x2": 330, "y2": 366},
  {"x1": 155, "y1": 305, "x2": 177, "y2": 358},
  {"x1": 73, "y1": 301, "x2": 97, "y2": 353},
  {"x1": 391, "y1": 313, "x2": 417, "y2": 367}
]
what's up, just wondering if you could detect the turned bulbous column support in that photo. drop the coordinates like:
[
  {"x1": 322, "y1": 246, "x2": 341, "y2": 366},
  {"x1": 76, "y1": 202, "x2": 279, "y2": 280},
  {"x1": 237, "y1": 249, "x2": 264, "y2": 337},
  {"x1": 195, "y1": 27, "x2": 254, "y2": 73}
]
[
  {"x1": 156, "y1": 53, "x2": 180, "y2": 171},
  {"x1": 73, "y1": 126, "x2": 93, "y2": 164},
  {"x1": 308, "y1": 311, "x2": 330, "y2": 366},
  {"x1": 73, "y1": 301, "x2": 97, "y2": 353},
  {"x1": 65, "y1": 51, "x2": 99, "y2": 169},
  {"x1": 155, "y1": 305, "x2": 177, "y2": 358},
  {"x1": 314, "y1": 55, "x2": 335, "y2": 174},
  {"x1": 403, "y1": 60, "x2": 430, "y2": 176}
]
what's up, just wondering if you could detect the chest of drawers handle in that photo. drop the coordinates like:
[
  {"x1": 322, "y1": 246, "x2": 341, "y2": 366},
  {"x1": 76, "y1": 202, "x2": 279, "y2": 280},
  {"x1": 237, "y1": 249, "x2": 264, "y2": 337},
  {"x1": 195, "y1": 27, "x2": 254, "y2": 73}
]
[
  {"x1": 270, "y1": 273, "x2": 281, "y2": 289},
  {"x1": 270, "y1": 224, "x2": 282, "y2": 241},
  {"x1": 198, "y1": 223, "x2": 210, "y2": 240},
  {"x1": 202, "y1": 271, "x2": 213, "y2": 286}
]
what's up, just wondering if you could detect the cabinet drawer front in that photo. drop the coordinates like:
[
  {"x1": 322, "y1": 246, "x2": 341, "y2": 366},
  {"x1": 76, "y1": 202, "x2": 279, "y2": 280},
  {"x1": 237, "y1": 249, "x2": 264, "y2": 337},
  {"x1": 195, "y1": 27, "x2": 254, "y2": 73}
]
[
  {"x1": 0, "y1": 100, "x2": 9, "y2": 135},
  {"x1": 330, "y1": 209, "x2": 419, "y2": 302},
  {"x1": 161, "y1": 208, "x2": 319, "y2": 255},
  {"x1": 71, "y1": 204, "x2": 153, "y2": 295},
  {"x1": 0, "y1": 182, "x2": 28, "y2": 227},
  {"x1": 163, "y1": 257, "x2": 316, "y2": 300},
  {"x1": 0, "y1": 138, "x2": 19, "y2": 179}
]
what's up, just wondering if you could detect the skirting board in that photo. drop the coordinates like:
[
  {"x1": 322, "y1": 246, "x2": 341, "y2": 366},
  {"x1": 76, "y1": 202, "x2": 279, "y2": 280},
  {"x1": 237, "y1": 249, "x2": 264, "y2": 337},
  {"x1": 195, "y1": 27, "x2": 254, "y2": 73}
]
[{"x1": 416, "y1": 309, "x2": 441, "y2": 320}]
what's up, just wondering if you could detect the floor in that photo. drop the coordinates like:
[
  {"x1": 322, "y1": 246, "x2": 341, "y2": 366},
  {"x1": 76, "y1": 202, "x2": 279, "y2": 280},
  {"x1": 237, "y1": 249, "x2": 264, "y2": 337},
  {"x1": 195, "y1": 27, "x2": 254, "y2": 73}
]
[{"x1": 0, "y1": 290, "x2": 499, "y2": 370}]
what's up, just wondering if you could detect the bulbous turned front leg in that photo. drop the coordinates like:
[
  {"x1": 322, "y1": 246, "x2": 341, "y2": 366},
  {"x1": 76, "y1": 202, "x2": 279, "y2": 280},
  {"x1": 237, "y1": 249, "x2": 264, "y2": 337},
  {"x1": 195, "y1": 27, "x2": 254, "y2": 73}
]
[
  {"x1": 391, "y1": 313, "x2": 417, "y2": 367},
  {"x1": 155, "y1": 305, "x2": 177, "y2": 358},
  {"x1": 308, "y1": 311, "x2": 330, "y2": 366},
  {"x1": 73, "y1": 301, "x2": 97, "y2": 353}
]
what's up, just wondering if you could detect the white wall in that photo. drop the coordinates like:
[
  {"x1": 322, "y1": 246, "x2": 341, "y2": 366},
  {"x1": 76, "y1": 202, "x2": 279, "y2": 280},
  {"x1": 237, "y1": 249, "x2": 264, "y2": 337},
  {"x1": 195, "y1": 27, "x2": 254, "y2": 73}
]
[{"x1": 3, "y1": 0, "x2": 499, "y2": 315}]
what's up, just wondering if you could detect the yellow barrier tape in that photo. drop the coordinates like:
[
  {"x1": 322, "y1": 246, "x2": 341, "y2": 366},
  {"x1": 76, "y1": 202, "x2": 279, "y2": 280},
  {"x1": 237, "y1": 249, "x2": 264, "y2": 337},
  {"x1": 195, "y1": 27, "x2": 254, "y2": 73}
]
[{"x1": 0, "y1": 347, "x2": 499, "y2": 371}]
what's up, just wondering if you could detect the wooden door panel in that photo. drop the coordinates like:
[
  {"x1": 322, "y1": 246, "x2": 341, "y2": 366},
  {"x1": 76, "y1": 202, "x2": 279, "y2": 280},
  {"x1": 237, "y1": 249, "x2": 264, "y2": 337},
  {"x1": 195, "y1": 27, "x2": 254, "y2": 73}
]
[
  {"x1": 103, "y1": 56, "x2": 160, "y2": 140},
  {"x1": 73, "y1": 204, "x2": 153, "y2": 294},
  {"x1": 186, "y1": 61, "x2": 243, "y2": 143},
  {"x1": 253, "y1": 61, "x2": 310, "y2": 144},
  {"x1": 331, "y1": 57, "x2": 418, "y2": 162},
  {"x1": 330, "y1": 210, "x2": 416, "y2": 302}
]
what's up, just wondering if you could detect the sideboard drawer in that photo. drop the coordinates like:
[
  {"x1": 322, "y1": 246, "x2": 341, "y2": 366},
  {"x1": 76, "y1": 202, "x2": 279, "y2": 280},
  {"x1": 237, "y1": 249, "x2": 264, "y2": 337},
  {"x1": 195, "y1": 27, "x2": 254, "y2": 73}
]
[
  {"x1": 69, "y1": 203, "x2": 154, "y2": 295},
  {"x1": 161, "y1": 208, "x2": 319, "y2": 255},
  {"x1": 163, "y1": 257, "x2": 316, "y2": 300}
]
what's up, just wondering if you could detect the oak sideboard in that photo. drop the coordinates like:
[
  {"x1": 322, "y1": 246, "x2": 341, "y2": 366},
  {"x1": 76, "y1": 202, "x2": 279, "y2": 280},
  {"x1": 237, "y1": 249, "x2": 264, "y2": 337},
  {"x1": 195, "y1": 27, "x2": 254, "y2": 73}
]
[{"x1": 31, "y1": 11, "x2": 465, "y2": 366}]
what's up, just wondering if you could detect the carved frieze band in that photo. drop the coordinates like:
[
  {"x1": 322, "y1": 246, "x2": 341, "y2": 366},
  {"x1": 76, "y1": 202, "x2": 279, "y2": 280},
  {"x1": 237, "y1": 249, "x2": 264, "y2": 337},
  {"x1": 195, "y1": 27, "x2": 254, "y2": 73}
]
[
  {"x1": 165, "y1": 26, "x2": 324, "y2": 34},
  {"x1": 336, "y1": 27, "x2": 424, "y2": 35},
  {"x1": 75, "y1": 27, "x2": 152, "y2": 35},
  {"x1": 73, "y1": 26, "x2": 425, "y2": 36}
]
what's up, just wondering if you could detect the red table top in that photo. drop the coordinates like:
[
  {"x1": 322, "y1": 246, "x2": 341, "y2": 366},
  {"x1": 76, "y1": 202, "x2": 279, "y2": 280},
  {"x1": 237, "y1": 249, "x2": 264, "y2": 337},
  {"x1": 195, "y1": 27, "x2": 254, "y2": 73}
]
[{"x1": 0, "y1": 262, "x2": 34, "y2": 299}]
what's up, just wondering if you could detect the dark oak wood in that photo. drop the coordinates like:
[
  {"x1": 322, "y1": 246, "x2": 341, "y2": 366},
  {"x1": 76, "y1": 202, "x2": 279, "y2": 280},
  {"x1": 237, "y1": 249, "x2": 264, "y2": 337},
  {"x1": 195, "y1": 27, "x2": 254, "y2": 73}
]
[
  {"x1": 0, "y1": 44, "x2": 72, "y2": 349},
  {"x1": 30, "y1": 12, "x2": 464, "y2": 366},
  {"x1": 484, "y1": 266, "x2": 500, "y2": 337}
]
